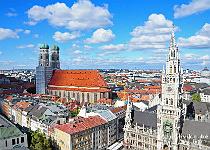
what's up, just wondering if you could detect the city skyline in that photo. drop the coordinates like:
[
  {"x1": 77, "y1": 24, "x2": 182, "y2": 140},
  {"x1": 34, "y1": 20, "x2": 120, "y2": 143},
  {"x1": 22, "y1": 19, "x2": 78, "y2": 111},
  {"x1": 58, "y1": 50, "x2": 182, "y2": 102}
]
[{"x1": 0, "y1": 0, "x2": 210, "y2": 70}]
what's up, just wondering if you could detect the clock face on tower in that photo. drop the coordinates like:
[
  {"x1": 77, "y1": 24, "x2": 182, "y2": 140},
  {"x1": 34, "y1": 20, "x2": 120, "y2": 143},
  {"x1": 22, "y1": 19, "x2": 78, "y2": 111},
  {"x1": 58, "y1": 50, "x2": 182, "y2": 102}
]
[{"x1": 167, "y1": 86, "x2": 173, "y2": 92}]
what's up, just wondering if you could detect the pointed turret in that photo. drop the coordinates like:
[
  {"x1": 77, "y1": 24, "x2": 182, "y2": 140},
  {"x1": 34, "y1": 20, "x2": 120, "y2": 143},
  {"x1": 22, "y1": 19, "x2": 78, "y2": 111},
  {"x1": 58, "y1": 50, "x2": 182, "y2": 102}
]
[
  {"x1": 124, "y1": 96, "x2": 132, "y2": 128},
  {"x1": 168, "y1": 25, "x2": 179, "y2": 61}
]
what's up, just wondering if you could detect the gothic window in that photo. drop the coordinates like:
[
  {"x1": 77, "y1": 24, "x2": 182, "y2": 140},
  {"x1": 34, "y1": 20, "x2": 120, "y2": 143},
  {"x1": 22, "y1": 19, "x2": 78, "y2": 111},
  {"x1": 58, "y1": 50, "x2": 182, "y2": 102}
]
[
  {"x1": 67, "y1": 92, "x2": 69, "y2": 99},
  {"x1": 171, "y1": 99, "x2": 173, "y2": 105},
  {"x1": 174, "y1": 66, "x2": 176, "y2": 73},
  {"x1": 87, "y1": 93, "x2": 90, "y2": 101},
  {"x1": 82, "y1": 93, "x2": 85, "y2": 102},
  {"x1": 173, "y1": 78, "x2": 175, "y2": 83},
  {"x1": 170, "y1": 66, "x2": 172, "y2": 74},
  {"x1": 40, "y1": 55, "x2": 43, "y2": 59},
  {"x1": 94, "y1": 93, "x2": 97, "y2": 101},
  {"x1": 166, "y1": 98, "x2": 168, "y2": 105},
  {"x1": 77, "y1": 93, "x2": 80, "y2": 101}
]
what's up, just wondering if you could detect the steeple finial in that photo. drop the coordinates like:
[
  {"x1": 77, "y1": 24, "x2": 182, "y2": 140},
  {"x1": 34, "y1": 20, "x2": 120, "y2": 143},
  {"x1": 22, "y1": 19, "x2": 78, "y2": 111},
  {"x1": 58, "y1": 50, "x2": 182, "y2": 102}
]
[{"x1": 170, "y1": 24, "x2": 176, "y2": 47}]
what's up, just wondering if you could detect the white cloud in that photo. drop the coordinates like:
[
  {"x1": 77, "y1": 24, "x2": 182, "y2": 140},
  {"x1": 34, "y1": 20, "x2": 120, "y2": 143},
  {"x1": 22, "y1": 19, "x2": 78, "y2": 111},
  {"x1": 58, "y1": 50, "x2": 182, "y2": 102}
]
[
  {"x1": 183, "y1": 53, "x2": 210, "y2": 66},
  {"x1": 73, "y1": 50, "x2": 82, "y2": 55},
  {"x1": 128, "y1": 14, "x2": 175, "y2": 50},
  {"x1": 17, "y1": 44, "x2": 35, "y2": 49},
  {"x1": 178, "y1": 23, "x2": 210, "y2": 49},
  {"x1": 100, "y1": 44, "x2": 127, "y2": 51},
  {"x1": 6, "y1": 12, "x2": 17, "y2": 17},
  {"x1": 26, "y1": 1, "x2": 112, "y2": 30},
  {"x1": 6, "y1": 9, "x2": 17, "y2": 17},
  {"x1": 53, "y1": 31, "x2": 80, "y2": 42},
  {"x1": 34, "y1": 34, "x2": 39, "y2": 38},
  {"x1": 84, "y1": 45, "x2": 92, "y2": 49},
  {"x1": 174, "y1": 0, "x2": 210, "y2": 18},
  {"x1": 200, "y1": 55, "x2": 210, "y2": 60},
  {"x1": 85, "y1": 28, "x2": 115, "y2": 44},
  {"x1": 184, "y1": 53, "x2": 198, "y2": 60},
  {"x1": 24, "y1": 30, "x2": 31, "y2": 34},
  {"x1": 0, "y1": 28, "x2": 19, "y2": 40}
]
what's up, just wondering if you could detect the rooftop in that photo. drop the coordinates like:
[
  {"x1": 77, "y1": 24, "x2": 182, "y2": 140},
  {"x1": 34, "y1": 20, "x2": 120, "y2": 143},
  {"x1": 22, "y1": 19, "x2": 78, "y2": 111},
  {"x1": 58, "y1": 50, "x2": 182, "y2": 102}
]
[
  {"x1": 54, "y1": 116, "x2": 107, "y2": 135},
  {"x1": 48, "y1": 70, "x2": 108, "y2": 88},
  {"x1": 0, "y1": 115, "x2": 24, "y2": 139}
]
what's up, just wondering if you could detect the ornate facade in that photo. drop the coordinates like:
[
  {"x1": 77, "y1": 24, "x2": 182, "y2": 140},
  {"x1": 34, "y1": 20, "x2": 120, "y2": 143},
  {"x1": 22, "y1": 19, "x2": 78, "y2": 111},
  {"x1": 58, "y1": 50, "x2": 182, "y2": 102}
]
[{"x1": 123, "y1": 28, "x2": 210, "y2": 150}]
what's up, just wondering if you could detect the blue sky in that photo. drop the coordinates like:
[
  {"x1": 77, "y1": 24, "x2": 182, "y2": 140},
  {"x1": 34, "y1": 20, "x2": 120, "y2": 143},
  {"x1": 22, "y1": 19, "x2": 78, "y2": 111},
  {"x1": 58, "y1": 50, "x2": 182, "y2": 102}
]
[{"x1": 0, "y1": 0, "x2": 210, "y2": 70}]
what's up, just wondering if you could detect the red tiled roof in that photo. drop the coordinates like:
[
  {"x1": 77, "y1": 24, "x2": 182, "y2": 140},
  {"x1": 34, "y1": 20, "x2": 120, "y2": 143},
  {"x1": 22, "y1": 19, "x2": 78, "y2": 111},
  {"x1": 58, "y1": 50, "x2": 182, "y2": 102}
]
[
  {"x1": 13, "y1": 101, "x2": 31, "y2": 110},
  {"x1": 5, "y1": 95, "x2": 13, "y2": 101},
  {"x1": 110, "y1": 107, "x2": 124, "y2": 114},
  {"x1": 48, "y1": 70, "x2": 107, "y2": 87},
  {"x1": 183, "y1": 85, "x2": 194, "y2": 92},
  {"x1": 144, "y1": 86, "x2": 161, "y2": 89},
  {"x1": 97, "y1": 98, "x2": 113, "y2": 105},
  {"x1": 54, "y1": 116, "x2": 107, "y2": 135},
  {"x1": 48, "y1": 87, "x2": 110, "y2": 92}
]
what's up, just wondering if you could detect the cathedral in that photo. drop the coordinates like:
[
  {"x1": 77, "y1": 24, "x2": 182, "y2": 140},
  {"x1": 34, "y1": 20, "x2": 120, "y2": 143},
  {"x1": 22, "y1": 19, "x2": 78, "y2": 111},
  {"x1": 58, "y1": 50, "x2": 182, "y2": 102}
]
[
  {"x1": 36, "y1": 44, "x2": 60, "y2": 94},
  {"x1": 123, "y1": 29, "x2": 210, "y2": 150}
]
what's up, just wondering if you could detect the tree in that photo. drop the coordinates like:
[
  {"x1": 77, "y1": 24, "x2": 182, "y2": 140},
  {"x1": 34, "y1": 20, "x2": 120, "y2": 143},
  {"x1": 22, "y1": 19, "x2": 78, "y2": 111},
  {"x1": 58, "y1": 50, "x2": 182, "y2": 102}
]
[
  {"x1": 192, "y1": 93, "x2": 201, "y2": 102},
  {"x1": 30, "y1": 130, "x2": 52, "y2": 150},
  {"x1": 71, "y1": 107, "x2": 80, "y2": 117}
]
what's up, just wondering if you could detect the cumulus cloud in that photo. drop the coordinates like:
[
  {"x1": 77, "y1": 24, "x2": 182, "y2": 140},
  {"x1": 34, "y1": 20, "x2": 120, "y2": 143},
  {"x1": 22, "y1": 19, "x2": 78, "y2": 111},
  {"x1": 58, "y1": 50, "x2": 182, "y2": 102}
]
[
  {"x1": 26, "y1": 1, "x2": 112, "y2": 30},
  {"x1": 84, "y1": 45, "x2": 92, "y2": 50},
  {"x1": 5, "y1": 9, "x2": 17, "y2": 17},
  {"x1": 178, "y1": 23, "x2": 210, "y2": 49},
  {"x1": 100, "y1": 44, "x2": 127, "y2": 51},
  {"x1": 0, "y1": 28, "x2": 19, "y2": 40},
  {"x1": 85, "y1": 28, "x2": 115, "y2": 44},
  {"x1": 183, "y1": 53, "x2": 210, "y2": 66},
  {"x1": 17, "y1": 44, "x2": 35, "y2": 49},
  {"x1": 128, "y1": 14, "x2": 175, "y2": 50},
  {"x1": 6, "y1": 12, "x2": 17, "y2": 17},
  {"x1": 24, "y1": 30, "x2": 31, "y2": 34},
  {"x1": 73, "y1": 50, "x2": 82, "y2": 55},
  {"x1": 53, "y1": 31, "x2": 80, "y2": 42},
  {"x1": 174, "y1": 0, "x2": 210, "y2": 18}
]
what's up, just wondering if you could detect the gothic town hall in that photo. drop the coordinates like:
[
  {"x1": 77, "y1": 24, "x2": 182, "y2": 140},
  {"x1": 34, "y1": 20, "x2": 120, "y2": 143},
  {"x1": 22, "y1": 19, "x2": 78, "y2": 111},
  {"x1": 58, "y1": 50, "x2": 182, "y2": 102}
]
[{"x1": 123, "y1": 29, "x2": 210, "y2": 150}]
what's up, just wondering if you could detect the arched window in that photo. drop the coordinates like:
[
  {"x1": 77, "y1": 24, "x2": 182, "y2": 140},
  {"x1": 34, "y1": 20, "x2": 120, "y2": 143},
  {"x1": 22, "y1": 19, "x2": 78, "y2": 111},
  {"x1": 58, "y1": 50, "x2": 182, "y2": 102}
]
[
  {"x1": 171, "y1": 99, "x2": 173, "y2": 105},
  {"x1": 94, "y1": 93, "x2": 97, "y2": 101},
  {"x1": 87, "y1": 93, "x2": 90, "y2": 101},
  {"x1": 82, "y1": 93, "x2": 84, "y2": 102},
  {"x1": 77, "y1": 93, "x2": 80, "y2": 101},
  {"x1": 166, "y1": 98, "x2": 168, "y2": 104},
  {"x1": 170, "y1": 66, "x2": 172, "y2": 74}
]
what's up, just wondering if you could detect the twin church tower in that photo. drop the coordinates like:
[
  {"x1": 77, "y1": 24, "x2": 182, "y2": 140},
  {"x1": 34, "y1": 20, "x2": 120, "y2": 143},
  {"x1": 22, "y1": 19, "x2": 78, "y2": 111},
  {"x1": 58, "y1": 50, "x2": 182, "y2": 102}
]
[{"x1": 36, "y1": 44, "x2": 60, "y2": 94}]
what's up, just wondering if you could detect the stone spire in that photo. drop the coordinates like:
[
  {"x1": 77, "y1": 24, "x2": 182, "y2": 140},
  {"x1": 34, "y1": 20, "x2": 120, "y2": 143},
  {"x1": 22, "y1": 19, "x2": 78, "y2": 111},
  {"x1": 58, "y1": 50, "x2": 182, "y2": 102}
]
[
  {"x1": 168, "y1": 25, "x2": 178, "y2": 61},
  {"x1": 125, "y1": 96, "x2": 132, "y2": 128}
]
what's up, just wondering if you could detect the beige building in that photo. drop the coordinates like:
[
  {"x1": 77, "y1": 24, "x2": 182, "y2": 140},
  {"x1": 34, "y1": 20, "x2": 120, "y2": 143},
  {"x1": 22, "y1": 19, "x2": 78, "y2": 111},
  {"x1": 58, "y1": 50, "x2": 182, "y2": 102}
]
[{"x1": 50, "y1": 116, "x2": 108, "y2": 150}]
